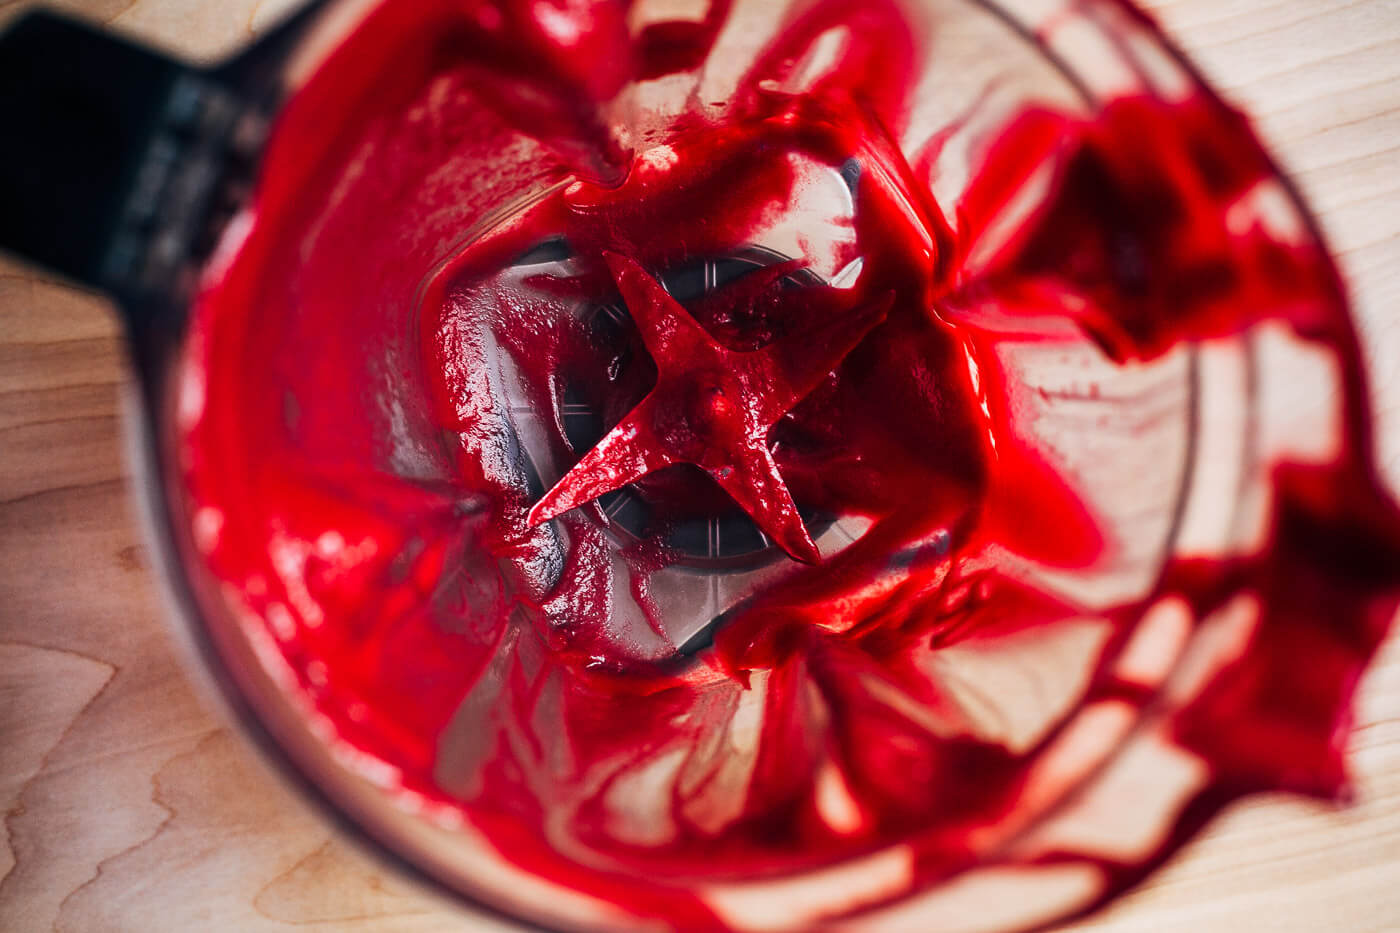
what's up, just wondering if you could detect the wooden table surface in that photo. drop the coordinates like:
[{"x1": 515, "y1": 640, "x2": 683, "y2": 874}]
[{"x1": 2, "y1": 1, "x2": 1398, "y2": 930}]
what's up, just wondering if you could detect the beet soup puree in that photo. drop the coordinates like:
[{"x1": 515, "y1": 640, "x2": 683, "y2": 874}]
[{"x1": 171, "y1": 0, "x2": 1400, "y2": 929}]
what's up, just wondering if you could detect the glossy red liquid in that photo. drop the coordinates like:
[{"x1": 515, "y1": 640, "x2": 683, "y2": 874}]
[{"x1": 180, "y1": 0, "x2": 1400, "y2": 928}]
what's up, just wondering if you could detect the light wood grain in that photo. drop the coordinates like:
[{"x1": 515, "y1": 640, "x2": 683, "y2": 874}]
[{"x1": 1, "y1": 1, "x2": 1397, "y2": 930}]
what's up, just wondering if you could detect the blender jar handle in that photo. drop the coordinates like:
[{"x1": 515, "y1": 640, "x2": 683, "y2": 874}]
[
  {"x1": 0, "y1": 12, "x2": 230, "y2": 319},
  {"x1": 0, "y1": 7, "x2": 322, "y2": 331}
]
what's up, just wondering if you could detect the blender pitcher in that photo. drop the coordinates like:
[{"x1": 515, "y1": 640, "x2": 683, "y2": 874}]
[{"x1": 2, "y1": 2, "x2": 1396, "y2": 931}]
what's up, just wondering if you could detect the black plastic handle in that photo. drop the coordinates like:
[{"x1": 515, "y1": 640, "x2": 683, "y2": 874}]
[
  {"x1": 0, "y1": 5, "x2": 326, "y2": 332},
  {"x1": 0, "y1": 15, "x2": 204, "y2": 309}
]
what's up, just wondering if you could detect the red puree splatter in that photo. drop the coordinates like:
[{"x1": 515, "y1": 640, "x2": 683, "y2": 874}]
[{"x1": 180, "y1": 0, "x2": 1400, "y2": 928}]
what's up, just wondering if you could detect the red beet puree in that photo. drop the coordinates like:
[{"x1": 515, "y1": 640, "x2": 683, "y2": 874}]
[{"x1": 178, "y1": 0, "x2": 1400, "y2": 928}]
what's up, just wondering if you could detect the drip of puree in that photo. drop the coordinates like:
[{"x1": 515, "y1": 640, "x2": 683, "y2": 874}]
[{"x1": 179, "y1": 0, "x2": 1400, "y2": 927}]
